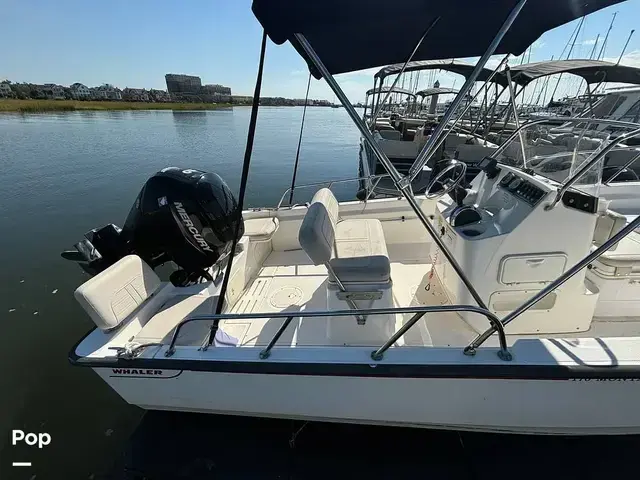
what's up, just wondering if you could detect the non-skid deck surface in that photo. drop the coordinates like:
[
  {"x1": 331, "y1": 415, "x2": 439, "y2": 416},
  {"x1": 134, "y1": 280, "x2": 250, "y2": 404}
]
[{"x1": 223, "y1": 250, "x2": 329, "y2": 346}]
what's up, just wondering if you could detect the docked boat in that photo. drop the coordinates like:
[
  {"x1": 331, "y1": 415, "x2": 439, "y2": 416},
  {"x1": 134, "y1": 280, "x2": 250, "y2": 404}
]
[
  {"x1": 64, "y1": 0, "x2": 640, "y2": 435},
  {"x1": 362, "y1": 58, "x2": 640, "y2": 198}
]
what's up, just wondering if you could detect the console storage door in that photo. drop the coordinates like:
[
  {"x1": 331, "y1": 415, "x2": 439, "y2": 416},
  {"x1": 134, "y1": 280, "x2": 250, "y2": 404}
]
[{"x1": 499, "y1": 253, "x2": 567, "y2": 285}]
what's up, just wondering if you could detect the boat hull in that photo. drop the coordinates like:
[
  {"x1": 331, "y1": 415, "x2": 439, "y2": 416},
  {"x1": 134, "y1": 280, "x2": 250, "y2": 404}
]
[{"x1": 95, "y1": 366, "x2": 640, "y2": 435}]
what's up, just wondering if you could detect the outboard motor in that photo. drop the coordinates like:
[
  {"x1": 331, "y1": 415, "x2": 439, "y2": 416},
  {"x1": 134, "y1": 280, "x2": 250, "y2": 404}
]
[{"x1": 62, "y1": 167, "x2": 243, "y2": 285}]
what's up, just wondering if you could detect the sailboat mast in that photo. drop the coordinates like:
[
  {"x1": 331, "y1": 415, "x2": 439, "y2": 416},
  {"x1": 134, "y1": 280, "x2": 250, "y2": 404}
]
[
  {"x1": 589, "y1": 34, "x2": 600, "y2": 59},
  {"x1": 617, "y1": 29, "x2": 635, "y2": 65},
  {"x1": 550, "y1": 15, "x2": 586, "y2": 101},
  {"x1": 597, "y1": 12, "x2": 617, "y2": 60}
]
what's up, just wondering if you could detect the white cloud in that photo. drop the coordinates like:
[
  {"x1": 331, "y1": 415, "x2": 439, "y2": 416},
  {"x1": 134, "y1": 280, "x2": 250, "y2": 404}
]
[
  {"x1": 582, "y1": 38, "x2": 598, "y2": 46},
  {"x1": 602, "y1": 49, "x2": 640, "y2": 67}
]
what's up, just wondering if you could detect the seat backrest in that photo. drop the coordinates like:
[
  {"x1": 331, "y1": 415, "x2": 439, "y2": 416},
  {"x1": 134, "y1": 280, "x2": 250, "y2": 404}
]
[
  {"x1": 593, "y1": 209, "x2": 627, "y2": 251},
  {"x1": 298, "y1": 188, "x2": 339, "y2": 265},
  {"x1": 378, "y1": 129, "x2": 402, "y2": 141},
  {"x1": 75, "y1": 255, "x2": 162, "y2": 331}
]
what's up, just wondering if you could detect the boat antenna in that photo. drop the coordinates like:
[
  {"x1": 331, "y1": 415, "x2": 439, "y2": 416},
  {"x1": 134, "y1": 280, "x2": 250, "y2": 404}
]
[
  {"x1": 597, "y1": 12, "x2": 617, "y2": 60},
  {"x1": 204, "y1": 30, "x2": 268, "y2": 350},
  {"x1": 617, "y1": 29, "x2": 635, "y2": 65},
  {"x1": 288, "y1": 72, "x2": 312, "y2": 205}
]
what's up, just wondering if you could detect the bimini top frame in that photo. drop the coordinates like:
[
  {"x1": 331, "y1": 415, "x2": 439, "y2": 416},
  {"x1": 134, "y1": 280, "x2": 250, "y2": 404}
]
[
  {"x1": 366, "y1": 86, "x2": 415, "y2": 97},
  {"x1": 508, "y1": 59, "x2": 640, "y2": 87},
  {"x1": 416, "y1": 87, "x2": 459, "y2": 97},
  {"x1": 244, "y1": 0, "x2": 629, "y2": 359},
  {"x1": 252, "y1": 0, "x2": 624, "y2": 79},
  {"x1": 376, "y1": 59, "x2": 511, "y2": 88}
]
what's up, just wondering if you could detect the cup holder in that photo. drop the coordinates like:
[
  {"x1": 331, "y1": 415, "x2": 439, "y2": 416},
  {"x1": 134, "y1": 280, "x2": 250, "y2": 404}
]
[{"x1": 462, "y1": 227, "x2": 485, "y2": 237}]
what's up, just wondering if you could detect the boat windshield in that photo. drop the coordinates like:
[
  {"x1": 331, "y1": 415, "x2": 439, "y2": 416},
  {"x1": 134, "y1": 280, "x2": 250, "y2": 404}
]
[{"x1": 493, "y1": 119, "x2": 640, "y2": 193}]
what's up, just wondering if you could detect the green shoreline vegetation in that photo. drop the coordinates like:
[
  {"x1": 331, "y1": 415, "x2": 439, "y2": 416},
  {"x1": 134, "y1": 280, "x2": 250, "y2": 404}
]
[{"x1": 0, "y1": 99, "x2": 236, "y2": 113}]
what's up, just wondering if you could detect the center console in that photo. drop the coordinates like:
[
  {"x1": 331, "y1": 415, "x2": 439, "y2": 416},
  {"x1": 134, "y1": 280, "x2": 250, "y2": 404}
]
[{"x1": 431, "y1": 163, "x2": 601, "y2": 335}]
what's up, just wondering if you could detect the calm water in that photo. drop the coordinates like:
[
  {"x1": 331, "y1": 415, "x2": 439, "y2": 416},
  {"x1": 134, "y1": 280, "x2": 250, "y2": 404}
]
[{"x1": 0, "y1": 107, "x2": 362, "y2": 478}]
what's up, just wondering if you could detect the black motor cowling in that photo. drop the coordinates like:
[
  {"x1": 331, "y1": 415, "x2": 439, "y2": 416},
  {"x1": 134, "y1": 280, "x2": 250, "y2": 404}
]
[{"x1": 62, "y1": 167, "x2": 243, "y2": 279}]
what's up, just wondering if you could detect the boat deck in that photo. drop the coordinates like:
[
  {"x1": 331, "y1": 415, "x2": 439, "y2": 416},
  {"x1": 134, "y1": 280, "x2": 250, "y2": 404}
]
[
  {"x1": 220, "y1": 247, "x2": 451, "y2": 347},
  {"x1": 218, "y1": 246, "x2": 640, "y2": 349}
]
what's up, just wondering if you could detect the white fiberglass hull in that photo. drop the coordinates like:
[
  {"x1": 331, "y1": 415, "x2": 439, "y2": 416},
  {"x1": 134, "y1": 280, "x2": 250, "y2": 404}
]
[{"x1": 93, "y1": 360, "x2": 640, "y2": 435}]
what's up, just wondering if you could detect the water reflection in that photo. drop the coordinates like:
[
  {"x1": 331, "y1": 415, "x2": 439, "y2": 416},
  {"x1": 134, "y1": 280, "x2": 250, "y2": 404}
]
[{"x1": 172, "y1": 110, "x2": 209, "y2": 124}]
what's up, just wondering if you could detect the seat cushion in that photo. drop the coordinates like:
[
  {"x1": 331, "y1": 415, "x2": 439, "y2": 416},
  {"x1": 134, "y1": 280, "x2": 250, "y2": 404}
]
[
  {"x1": 75, "y1": 255, "x2": 162, "y2": 331},
  {"x1": 595, "y1": 232, "x2": 640, "y2": 268},
  {"x1": 593, "y1": 210, "x2": 627, "y2": 249},
  {"x1": 330, "y1": 219, "x2": 390, "y2": 283},
  {"x1": 330, "y1": 255, "x2": 390, "y2": 283},
  {"x1": 244, "y1": 217, "x2": 279, "y2": 241},
  {"x1": 334, "y1": 219, "x2": 388, "y2": 258},
  {"x1": 298, "y1": 188, "x2": 339, "y2": 265},
  {"x1": 135, "y1": 294, "x2": 216, "y2": 345}
]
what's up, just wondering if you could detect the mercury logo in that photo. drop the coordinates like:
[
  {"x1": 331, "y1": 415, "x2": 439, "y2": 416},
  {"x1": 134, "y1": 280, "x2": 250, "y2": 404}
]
[{"x1": 174, "y1": 202, "x2": 213, "y2": 252}]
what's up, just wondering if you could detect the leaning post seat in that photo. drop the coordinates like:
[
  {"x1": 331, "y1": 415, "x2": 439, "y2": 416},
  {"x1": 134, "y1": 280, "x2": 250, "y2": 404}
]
[
  {"x1": 298, "y1": 188, "x2": 394, "y2": 345},
  {"x1": 74, "y1": 255, "x2": 164, "y2": 331}
]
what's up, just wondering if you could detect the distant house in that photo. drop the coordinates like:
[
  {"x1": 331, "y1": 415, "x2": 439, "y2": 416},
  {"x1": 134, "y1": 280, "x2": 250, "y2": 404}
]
[
  {"x1": 35, "y1": 84, "x2": 65, "y2": 99},
  {"x1": 91, "y1": 84, "x2": 122, "y2": 101},
  {"x1": 0, "y1": 83, "x2": 12, "y2": 97},
  {"x1": 122, "y1": 88, "x2": 150, "y2": 102},
  {"x1": 231, "y1": 95, "x2": 253, "y2": 104},
  {"x1": 201, "y1": 83, "x2": 232, "y2": 102},
  {"x1": 70, "y1": 83, "x2": 91, "y2": 100},
  {"x1": 149, "y1": 89, "x2": 171, "y2": 103}
]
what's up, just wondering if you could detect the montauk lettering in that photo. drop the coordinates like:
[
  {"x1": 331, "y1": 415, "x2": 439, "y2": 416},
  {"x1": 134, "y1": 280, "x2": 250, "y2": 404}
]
[{"x1": 570, "y1": 378, "x2": 640, "y2": 382}]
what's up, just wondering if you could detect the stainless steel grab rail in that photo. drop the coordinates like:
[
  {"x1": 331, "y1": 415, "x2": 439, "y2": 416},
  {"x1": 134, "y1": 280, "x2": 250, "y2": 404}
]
[
  {"x1": 165, "y1": 304, "x2": 511, "y2": 361},
  {"x1": 275, "y1": 173, "x2": 390, "y2": 209}
]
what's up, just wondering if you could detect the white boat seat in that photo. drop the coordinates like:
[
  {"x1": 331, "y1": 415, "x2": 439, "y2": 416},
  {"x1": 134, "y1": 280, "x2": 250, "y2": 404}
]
[
  {"x1": 593, "y1": 232, "x2": 640, "y2": 273},
  {"x1": 454, "y1": 144, "x2": 498, "y2": 162},
  {"x1": 75, "y1": 255, "x2": 162, "y2": 331},
  {"x1": 593, "y1": 209, "x2": 627, "y2": 251},
  {"x1": 298, "y1": 188, "x2": 390, "y2": 284},
  {"x1": 378, "y1": 129, "x2": 402, "y2": 141},
  {"x1": 135, "y1": 294, "x2": 216, "y2": 345},
  {"x1": 243, "y1": 217, "x2": 279, "y2": 241},
  {"x1": 333, "y1": 219, "x2": 390, "y2": 283}
]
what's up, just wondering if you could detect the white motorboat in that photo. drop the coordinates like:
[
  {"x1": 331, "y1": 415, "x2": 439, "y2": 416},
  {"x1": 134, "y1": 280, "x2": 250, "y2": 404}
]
[
  {"x1": 362, "y1": 59, "x2": 640, "y2": 200},
  {"x1": 65, "y1": 0, "x2": 640, "y2": 435}
]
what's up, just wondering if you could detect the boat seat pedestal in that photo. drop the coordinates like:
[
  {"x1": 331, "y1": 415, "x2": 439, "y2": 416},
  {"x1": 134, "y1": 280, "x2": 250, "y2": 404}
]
[{"x1": 298, "y1": 188, "x2": 394, "y2": 332}]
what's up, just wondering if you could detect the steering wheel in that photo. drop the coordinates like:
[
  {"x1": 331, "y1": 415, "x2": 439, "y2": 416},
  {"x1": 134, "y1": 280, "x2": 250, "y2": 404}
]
[{"x1": 425, "y1": 159, "x2": 467, "y2": 199}]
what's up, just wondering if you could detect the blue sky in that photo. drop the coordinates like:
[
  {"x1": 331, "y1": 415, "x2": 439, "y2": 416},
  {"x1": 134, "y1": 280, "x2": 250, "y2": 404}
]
[{"x1": 2, "y1": 0, "x2": 639, "y2": 103}]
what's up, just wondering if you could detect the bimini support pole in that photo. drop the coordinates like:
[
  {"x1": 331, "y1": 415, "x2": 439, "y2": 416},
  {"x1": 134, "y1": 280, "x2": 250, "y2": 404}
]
[
  {"x1": 203, "y1": 30, "x2": 268, "y2": 350},
  {"x1": 294, "y1": 33, "x2": 489, "y2": 311},
  {"x1": 408, "y1": 0, "x2": 528, "y2": 181},
  {"x1": 505, "y1": 67, "x2": 528, "y2": 166}
]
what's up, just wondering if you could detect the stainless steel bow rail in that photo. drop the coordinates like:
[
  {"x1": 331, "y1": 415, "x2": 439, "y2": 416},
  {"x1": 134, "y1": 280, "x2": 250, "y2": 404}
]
[{"x1": 165, "y1": 304, "x2": 511, "y2": 361}]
